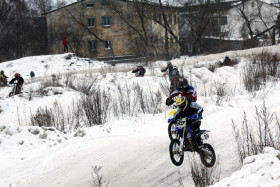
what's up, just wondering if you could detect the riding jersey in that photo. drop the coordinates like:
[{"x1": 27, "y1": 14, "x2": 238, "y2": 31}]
[{"x1": 175, "y1": 102, "x2": 203, "y2": 120}]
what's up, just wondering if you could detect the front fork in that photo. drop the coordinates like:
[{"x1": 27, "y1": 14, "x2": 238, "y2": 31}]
[{"x1": 179, "y1": 123, "x2": 186, "y2": 154}]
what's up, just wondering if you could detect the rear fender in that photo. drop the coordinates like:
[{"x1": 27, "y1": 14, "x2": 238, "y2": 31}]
[{"x1": 200, "y1": 130, "x2": 210, "y2": 140}]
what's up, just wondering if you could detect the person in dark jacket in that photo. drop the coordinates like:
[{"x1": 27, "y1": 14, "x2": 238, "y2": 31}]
[
  {"x1": 223, "y1": 56, "x2": 231, "y2": 65},
  {"x1": 173, "y1": 96, "x2": 204, "y2": 148},
  {"x1": 9, "y1": 73, "x2": 24, "y2": 94},
  {"x1": 62, "y1": 36, "x2": 68, "y2": 53},
  {"x1": 132, "y1": 63, "x2": 146, "y2": 77},
  {"x1": 161, "y1": 61, "x2": 173, "y2": 76},
  {"x1": 161, "y1": 62, "x2": 182, "y2": 92}
]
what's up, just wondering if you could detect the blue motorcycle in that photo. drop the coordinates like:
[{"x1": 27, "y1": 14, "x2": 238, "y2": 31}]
[{"x1": 169, "y1": 117, "x2": 216, "y2": 167}]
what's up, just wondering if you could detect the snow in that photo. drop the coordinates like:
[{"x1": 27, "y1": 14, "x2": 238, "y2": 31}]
[
  {"x1": 209, "y1": 147, "x2": 280, "y2": 187},
  {"x1": 0, "y1": 45, "x2": 280, "y2": 186}
]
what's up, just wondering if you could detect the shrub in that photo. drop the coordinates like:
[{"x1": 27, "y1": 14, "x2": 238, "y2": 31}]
[
  {"x1": 210, "y1": 81, "x2": 229, "y2": 106},
  {"x1": 31, "y1": 100, "x2": 83, "y2": 132},
  {"x1": 31, "y1": 107, "x2": 53, "y2": 127},
  {"x1": 188, "y1": 155, "x2": 221, "y2": 187},
  {"x1": 232, "y1": 102, "x2": 280, "y2": 162},
  {"x1": 89, "y1": 165, "x2": 109, "y2": 187},
  {"x1": 80, "y1": 90, "x2": 110, "y2": 126},
  {"x1": 242, "y1": 51, "x2": 280, "y2": 92}
]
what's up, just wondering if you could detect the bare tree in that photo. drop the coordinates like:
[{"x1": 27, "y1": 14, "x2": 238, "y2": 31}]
[
  {"x1": 108, "y1": 0, "x2": 180, "y2": 59},
  {"x1": 180, "y1": 0, "x2": 217, "y2": 55},
  {"x1": 235, "y1": 0, "x2": 278, "y2": 46},
  {"x1": 0, "y1": 0, "x2": 50, "y2": 61},
  {"x1": 29, "y1": 0, "x2": 53, "y2": 15}
]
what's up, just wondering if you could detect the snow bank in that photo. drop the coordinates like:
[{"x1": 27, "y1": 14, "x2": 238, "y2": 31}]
[{"x1": 209, "y1": 147, "x2": 280, "y2": 187}]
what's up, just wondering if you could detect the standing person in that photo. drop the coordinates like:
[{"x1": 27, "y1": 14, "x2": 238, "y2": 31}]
[
  {"x1": 62, "y1": 36, "x2": 68, "y2": 53},
  {"x1": 0, "y1": 70, "x2": 8, "y2": 86},
  {"x1": 132, "y1": 63, "x2": 146, "y2": 77},
  {"x1": 9, "y1": 73, "x2": 24, "y2": 94}
]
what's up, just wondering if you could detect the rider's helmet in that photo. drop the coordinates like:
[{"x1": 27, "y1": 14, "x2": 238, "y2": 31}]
[
  {"x1": 175, "y1": 96, "x2": 188, "y2": 110},
  {"x1": 225, "y1": 56, "x2": 229, "y2": 60},
  {"x1": 137, "y1": 63, "x2": 142, "y2": 67},
  {"x1": 14, "y1": 73, "x2": 20, "y2": 78},
  {"x1": 0, "y1": 70, "x2": 3, "y2": 74},
  {"x1": 167, "y1": 61, "x2": 172, "y2": 66},
  {"x1": 179, "y1": 78, "x2": 189, "y2": 90}
]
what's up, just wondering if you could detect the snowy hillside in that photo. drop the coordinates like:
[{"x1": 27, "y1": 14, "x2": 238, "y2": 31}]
[{"x1": 0, "y1": 45, "x2": 280, "y2": 187}]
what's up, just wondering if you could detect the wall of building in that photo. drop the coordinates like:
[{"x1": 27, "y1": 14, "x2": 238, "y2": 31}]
[{"x1": 45, "y1": 0, "x2": 180, "y2": 59}]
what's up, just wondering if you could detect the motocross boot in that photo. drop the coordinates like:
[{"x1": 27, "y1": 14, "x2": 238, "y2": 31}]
[{"x1": 194, "y1": 134, "x2": 203, "y2": 149}]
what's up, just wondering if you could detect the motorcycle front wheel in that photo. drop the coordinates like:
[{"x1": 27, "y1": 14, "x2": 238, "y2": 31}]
[
  {"x1": 168, "y1": 122, "x2": 178, "y2": 140},
  {"x1": 169, "y1": 139, "x2": 184, "y2": 166},
  {"x1": 8, "y1": 92, "x2": 14, "y2": 97},
  {"x1": 199, "y1": 143, "x2": 216, "y2": 168}
]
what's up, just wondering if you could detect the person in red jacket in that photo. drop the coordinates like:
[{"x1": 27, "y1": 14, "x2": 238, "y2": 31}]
[{"x1": 62, "y1": 36, "x2": 68, "y2": 53}]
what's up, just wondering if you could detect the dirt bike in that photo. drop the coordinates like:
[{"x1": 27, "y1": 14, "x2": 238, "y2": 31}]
[
  {"x1": 169, "y1": 116, "x2": 216, "y2": 167},
  {"x1": 9, "y1": 83, "x2": 21, "y2": 97}
]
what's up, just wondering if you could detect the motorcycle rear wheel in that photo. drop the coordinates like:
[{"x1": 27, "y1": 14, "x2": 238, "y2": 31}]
[
  {"x1": 199, "y1": 143, "x2": 216, "y2": 168},
  {"x1": 168, "y1": 122, "x2": 178, "y2": 140},
  {"x1": 169, "y1": 139, "x2": 184, "y2": 166}
]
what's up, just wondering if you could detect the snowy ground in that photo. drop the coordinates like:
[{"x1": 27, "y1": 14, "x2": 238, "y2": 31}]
[{"x1": 0, "y1": 45, "x2": 280, "y2": 187}]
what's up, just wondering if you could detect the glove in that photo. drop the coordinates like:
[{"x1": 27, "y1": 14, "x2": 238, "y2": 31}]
[{"x1": 166, "y1": 98, "x2": 174, "y2": 106}]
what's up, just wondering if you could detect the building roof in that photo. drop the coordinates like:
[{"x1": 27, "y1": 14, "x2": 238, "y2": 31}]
[
  {"x1": 43, "y1": 0, "x2": 84, "y2": 15},
  {"x1": 43, "y1": 0, "x2": 179, "y2": 15},
  {"x1": 180, "y1": 0, "x2": 246, "y2": 13}
]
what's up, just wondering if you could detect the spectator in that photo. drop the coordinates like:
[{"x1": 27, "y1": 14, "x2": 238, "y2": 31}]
[
  {"x1": 62, "y1": 36, "x2": 68, "y2": 53},
  {"x1": 223, "y1": 56, "x2": 231, "y2": 66}
]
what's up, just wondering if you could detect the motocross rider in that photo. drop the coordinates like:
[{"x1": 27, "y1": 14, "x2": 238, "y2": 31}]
[
  {"x1": 132, "y1": 63, "x2": 146, "y2": 77},
  {"x1": 9, "y1": 73, "x2": 24, "y2": 94},
  {"x1": 172, "y1": 96, "x2": 204, "y2": 148},
  {"x1": 166, "y1": 78, "x2": 197, "y2": 105}
]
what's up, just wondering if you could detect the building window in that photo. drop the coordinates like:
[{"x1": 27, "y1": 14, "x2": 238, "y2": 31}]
[
  {"x1": 101, "y1": 1, "x2": 109, "y2": 6},
  {"x1": 87, "y1": 18, "x2": 95, "y2": 28},
  {"x1": 86, "y1": 3, "x2": 94, "y2": 8},
  {"x1": 104, "y1": 40, "x2": 112, "y2": 50},
  {"x1": 103, "y1": 16, "x2": 111, "y2": 27},
  {"x1": 174, "y1": 14, "x2": 177, "y2": 25},
  {"x1": 88, "y1": 40, "x2": 97, "y2": 51},
  {"x1": 169, "y1": 14, "x2": 172, "y2": 24},
  {"x1": 220, "y1": 16, "x2": 228, "y2": 25}
]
